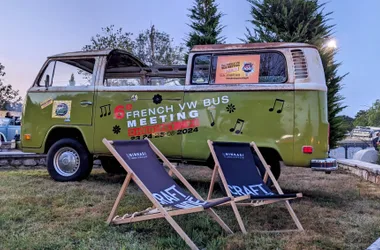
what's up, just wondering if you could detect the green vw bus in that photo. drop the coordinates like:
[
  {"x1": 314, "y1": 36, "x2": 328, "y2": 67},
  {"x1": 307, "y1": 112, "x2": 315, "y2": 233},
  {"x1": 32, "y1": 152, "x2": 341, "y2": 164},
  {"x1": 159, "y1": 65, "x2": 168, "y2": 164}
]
[{"x1": 21, "y1": 42, "x2": 337, "y2": 181}]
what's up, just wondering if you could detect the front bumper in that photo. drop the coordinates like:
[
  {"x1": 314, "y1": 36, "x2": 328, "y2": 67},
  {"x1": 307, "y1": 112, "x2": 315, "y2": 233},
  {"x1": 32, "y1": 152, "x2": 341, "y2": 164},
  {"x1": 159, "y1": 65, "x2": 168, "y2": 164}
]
[{"x1": 310, "y1": 158, "x2": 338, "y2": 171}]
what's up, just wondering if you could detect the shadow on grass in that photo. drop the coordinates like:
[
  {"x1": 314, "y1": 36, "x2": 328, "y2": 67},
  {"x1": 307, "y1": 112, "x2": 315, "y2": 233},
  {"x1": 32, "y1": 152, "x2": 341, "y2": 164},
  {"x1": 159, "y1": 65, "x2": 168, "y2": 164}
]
[
  {"x1": 298, "y1": 188, "x2": 362, "y2": 209},
  {"x1": 87, "y1": 171, "x2": 227, "y2": 194}
]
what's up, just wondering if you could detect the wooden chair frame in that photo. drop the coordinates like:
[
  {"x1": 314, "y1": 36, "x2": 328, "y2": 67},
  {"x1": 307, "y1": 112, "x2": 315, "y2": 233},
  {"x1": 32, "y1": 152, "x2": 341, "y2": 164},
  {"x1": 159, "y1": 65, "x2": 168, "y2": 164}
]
[
  {"x1": 206, "y1": 140, "x2": 304, "y2": 234},
  {"x1": 103, "y1": 138, "x2": 240, "y2": 250}
]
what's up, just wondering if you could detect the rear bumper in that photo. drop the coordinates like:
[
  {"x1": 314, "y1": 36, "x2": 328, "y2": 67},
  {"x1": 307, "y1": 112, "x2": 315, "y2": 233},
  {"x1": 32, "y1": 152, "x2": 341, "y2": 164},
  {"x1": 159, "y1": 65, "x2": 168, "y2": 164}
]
[{"x1": 310, "y1": 158, "x2": 338, "y2": 171}]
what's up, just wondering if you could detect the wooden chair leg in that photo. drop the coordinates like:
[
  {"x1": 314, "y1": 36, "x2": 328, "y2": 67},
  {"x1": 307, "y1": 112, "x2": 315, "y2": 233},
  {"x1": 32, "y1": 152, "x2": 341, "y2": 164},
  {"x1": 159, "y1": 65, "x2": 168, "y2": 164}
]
[
  {"x1": 205, "y1": 208, "x2": 233, "y2": 234},
  {"x1": 230, "y1": 201, "x2": 247, "y2": 234},
  {"x1": 207, "y1": 165, "x2": 218, "y2": 200},
  {"x1": 164, "y1": 213, "x2": 199, "y2": 250},
  {"x1": 106, "y1": 173, "x2": 132, "y2": 224},
  {"x1": 263, "y1": 165, "x2": 271, "y2": 183},
  {"x1": 284, "y1": 200, "x2": 304, "y2": 231}
]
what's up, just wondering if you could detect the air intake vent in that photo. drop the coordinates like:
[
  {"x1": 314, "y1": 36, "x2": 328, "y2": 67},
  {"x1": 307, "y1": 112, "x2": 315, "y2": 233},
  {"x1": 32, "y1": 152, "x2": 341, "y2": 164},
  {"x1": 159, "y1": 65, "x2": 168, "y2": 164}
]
[{"x1": 291, "y1": 49, "x2": 308, "y2": 79}]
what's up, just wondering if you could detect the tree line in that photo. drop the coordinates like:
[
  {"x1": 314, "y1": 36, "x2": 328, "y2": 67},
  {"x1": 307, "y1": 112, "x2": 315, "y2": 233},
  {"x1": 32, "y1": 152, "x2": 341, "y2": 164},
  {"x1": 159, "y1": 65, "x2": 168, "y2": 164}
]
[
  {"x1": 340, "y1": 99, "x2": 380, "y2": 133},
  {"x1": 1, "y1": 0, "x2": 347, "y2": 148},
  {"x1": 0, "y1": 63, "x2": 22, "y2": 111}
]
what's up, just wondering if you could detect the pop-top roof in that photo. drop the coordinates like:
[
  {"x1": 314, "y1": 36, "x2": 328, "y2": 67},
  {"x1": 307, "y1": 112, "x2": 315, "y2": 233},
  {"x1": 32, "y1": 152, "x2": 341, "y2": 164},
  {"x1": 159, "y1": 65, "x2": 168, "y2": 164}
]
[
  {"x1": 48, "y1": 49, "x2": 147, "y2": 67},
  {"x1": 190, "y1": 42, "x2": 316, "y2": 52}
]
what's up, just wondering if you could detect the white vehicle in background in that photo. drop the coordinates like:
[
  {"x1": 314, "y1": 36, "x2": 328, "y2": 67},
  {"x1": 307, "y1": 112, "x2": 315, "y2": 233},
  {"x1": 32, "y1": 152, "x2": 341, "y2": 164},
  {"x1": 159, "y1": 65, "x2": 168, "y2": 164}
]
[
  {"x1": 351, "y1": 126, "x2": 372, "y2": 138},
  {"x1": 370, "y1": 128, "x2": 380, "y2": 139}
]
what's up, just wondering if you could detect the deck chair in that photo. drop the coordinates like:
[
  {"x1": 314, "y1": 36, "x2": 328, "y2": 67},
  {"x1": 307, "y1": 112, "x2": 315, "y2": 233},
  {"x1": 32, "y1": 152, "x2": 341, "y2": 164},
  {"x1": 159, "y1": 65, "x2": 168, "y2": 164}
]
[
  {"x1": 206, "y1": 140, "x2": 304, "y2": 234},
  {"x1": 102, "y1": 138, "x2": 241, "y2": 250}
]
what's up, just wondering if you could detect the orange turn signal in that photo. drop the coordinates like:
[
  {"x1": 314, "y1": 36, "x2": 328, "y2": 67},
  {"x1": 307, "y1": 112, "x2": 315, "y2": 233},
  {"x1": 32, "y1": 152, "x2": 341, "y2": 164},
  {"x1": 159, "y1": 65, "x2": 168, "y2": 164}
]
[{"x1": 24, "y1": 134, "x2": 31, "y2": 140}]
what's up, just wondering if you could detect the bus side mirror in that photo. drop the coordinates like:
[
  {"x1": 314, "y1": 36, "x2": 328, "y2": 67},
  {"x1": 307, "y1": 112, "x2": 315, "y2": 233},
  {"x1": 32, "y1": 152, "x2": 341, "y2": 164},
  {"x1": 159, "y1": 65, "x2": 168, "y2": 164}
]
[{"x1": 45, "y1": 74, "x2": 50, "y2": 90}]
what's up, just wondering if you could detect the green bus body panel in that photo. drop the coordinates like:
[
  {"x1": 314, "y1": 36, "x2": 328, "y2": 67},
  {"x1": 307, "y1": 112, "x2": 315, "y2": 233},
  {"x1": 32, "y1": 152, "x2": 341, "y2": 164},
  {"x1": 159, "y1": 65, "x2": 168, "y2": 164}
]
[
  {"x1": 21, "y1": 90, "x2": 94, "y2": 152},
  {"x1": 293, "y1": 90, "x2": 329, "y2": 166},
  {"x1": 181, "y1": 91, "x2": 295, "y2": 163},
  {"x1": 93, "y1": 91, "x2": 183, "y2": 157}
]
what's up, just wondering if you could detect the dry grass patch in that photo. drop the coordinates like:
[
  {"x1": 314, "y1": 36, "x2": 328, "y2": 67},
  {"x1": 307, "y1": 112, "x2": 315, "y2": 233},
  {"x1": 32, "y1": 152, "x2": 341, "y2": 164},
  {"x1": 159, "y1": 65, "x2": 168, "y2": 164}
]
[{"x1": 0, "y1": 165, "x2": 379, "y2": 249}]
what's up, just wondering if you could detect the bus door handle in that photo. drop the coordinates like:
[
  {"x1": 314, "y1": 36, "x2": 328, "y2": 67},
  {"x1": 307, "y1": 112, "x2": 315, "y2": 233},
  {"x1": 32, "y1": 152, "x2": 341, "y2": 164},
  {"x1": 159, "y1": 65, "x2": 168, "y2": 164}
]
[{"x1": 80, "y1": 101, "x2": 93, "y2": 107}]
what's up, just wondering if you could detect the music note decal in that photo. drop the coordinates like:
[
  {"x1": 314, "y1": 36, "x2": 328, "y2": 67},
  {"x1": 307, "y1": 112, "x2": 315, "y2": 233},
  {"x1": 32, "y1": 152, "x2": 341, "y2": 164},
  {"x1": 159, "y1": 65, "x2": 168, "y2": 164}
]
[
  {"x1": 100, "y1": 104, "x2": 111, "y2": 118},
  {"x1": 208, "y1": 110, "x2": 215, "y2": 127},
  {"x1": 269, "y1": 98, "x2": 285, "y2": 113},
  {"x1": 230, "y1": 118, "x2": 245, "y2": 134}
]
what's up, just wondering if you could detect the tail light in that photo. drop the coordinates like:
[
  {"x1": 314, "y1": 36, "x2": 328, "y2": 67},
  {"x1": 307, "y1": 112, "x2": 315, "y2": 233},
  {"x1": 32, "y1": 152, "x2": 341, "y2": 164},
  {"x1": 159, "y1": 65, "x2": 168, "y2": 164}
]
[{"x1": 302, "y1": 146, "x2": 313, "y2": 154}]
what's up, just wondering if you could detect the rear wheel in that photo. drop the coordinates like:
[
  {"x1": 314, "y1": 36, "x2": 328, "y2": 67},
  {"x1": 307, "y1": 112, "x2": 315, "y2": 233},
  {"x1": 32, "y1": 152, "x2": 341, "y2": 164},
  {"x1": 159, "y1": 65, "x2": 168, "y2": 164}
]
[
  {"x1": 259, "y1": 155, "x2": 281, "y2": 181},
  {"x1": 99, "y1": 156, "x2": 126, "y2": 175},
  {"x1": 46, "y1": 138, "x2": 93, "y2": 182}
]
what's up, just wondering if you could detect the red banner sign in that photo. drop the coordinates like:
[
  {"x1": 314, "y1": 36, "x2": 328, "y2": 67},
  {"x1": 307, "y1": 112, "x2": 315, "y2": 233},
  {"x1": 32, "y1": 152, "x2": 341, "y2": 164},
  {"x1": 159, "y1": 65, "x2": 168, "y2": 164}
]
[{"x1": 128, "y1": 118, "x2": 200, "y2": 137}]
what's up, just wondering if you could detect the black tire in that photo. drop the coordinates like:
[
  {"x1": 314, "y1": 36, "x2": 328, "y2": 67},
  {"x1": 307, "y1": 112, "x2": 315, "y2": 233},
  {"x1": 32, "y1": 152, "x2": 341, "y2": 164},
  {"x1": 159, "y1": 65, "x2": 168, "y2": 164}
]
[
  {"x1": 46, "y1": 138, "x2": 93, "y2": 182},
  {"x1": 99, "y1": 156, "x2": 126, "y2": 175},
  {"x1": 257, "y1": 154, "x2": 281, "y2": 181},
  {"x1": 250, "y1": 153, "x2": 272, "y2": 187},
  {"x1": 217, "y1": 177, "x2": 227, "y2": 195}
]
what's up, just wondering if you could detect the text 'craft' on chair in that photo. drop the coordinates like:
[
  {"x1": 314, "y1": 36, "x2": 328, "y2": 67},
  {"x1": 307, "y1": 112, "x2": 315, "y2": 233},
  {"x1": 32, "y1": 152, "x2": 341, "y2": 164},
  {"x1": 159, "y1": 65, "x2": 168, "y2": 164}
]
[
  {"x1": 206, "y1": 140, "x2": 304, "y2": 234},
  {"x1": 102, "y1": 138, "x2": 239, "y2": 250}
]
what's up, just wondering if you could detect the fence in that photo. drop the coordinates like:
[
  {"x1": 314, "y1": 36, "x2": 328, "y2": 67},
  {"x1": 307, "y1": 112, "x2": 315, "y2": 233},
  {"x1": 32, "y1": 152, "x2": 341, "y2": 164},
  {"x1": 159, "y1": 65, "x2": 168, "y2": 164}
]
[{"x1": 329, "y1": 139, "x2": 373, "y2": 159}]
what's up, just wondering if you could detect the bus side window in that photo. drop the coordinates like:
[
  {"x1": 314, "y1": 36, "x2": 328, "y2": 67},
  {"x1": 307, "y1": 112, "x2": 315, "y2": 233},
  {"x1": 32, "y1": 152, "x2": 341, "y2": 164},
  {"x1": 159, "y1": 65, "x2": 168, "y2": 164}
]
[
  {"x1": 148, "y1": 77, "x2": 185, "y2": 86},
  {"x1": 209, "y1": 52, "x2": 287, "y2": 84},
  {"x1": 52, "y1": 60, "x2": 95, "y2": 87},
  {"x1": 104, "y1": 78, "x2": 142, "y2": 87},
  {"x1": 103, "y1": 52, "x2": 143, "y2": 87},
  {"x1": 37, "y1": 61, "x2": 55, "y2": 87},
  {"x1": 191, "y1": 55, "x2": 211, "y2": 85}
]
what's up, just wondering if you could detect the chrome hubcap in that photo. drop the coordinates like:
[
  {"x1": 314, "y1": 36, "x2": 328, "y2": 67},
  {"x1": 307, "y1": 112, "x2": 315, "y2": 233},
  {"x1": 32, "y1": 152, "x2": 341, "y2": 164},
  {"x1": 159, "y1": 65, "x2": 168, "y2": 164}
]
[{"x1": 53, "y1": 147, "x2": 80, "y2": 177}]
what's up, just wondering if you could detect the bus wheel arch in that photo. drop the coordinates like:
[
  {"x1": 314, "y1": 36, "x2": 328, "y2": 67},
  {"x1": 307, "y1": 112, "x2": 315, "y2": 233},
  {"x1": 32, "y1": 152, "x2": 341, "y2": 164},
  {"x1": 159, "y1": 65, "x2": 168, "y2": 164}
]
[
  {"x1": 44, "y1": 127, "x2": 93, "y2": 181},
  {"x1": 44, "y1": 127, "x2": 88, "y2": 154}
]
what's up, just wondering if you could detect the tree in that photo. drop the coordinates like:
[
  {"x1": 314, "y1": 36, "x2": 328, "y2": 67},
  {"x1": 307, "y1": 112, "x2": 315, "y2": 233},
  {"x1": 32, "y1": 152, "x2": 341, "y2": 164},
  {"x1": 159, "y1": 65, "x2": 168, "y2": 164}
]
[
  {"x1": 82, "y1": 25, "x2": 134, "y2": 52},
  {"x1": 339, "y1": 115, "x2": 355, "y2": 133},
  {"x1": 134, "y1": 25, "x2": 185, "y2": 66},
  {"x1": 353, "y1": 110, "x2": 369, "y2": 127},
  {"x1": 320, "y1": 43, "x2": 347, "y2": 147},
  {"x1": 243, "y1": 0, "x2": 347, "y2": 148},
  {"x1": 352, "y1": 101, "x2": 380, "y2": 127},
  {"x1": 366, "y1": 100, "x2": 380, "y2": 127},
  {"x1": 83, "y1": 25, "x2": 184, "y2": 66},
  {"x1": 184, "y1": 0, "x2": 226, "y2": 63},
  {"x1": 0, "y1": 63, "x2": 22, "y2": 110}
]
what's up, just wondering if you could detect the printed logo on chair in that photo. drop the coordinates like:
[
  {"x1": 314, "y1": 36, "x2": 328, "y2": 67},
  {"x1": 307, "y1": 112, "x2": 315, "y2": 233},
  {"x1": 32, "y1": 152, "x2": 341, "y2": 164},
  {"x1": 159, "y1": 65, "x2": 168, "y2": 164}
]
[
  {"x1": 126, "y1": 152, "x2": 148, "y2": 160},
  {"x1": 152, "y1": 184, "x2": 207, "y2": 209},
  {"x1": 228, "y1": 184, "x2": 274, "y2": 196},
  {"x1": 222, "y1": 152, "x2": 245, "y2": 159}
]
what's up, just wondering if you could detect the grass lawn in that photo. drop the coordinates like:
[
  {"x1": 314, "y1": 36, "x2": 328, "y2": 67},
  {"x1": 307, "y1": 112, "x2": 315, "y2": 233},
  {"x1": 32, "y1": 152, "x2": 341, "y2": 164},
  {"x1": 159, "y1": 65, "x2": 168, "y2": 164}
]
[{"x1": 0, "y1": 165, "x2": 379, "y2": 250}]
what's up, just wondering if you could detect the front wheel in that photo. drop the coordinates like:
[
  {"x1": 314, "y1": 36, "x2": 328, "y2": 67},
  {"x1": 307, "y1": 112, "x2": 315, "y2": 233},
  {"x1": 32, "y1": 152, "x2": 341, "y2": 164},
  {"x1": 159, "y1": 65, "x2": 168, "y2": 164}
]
[{"x1": 46, "y1": 138, "x2": 93, "y2": 182}]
